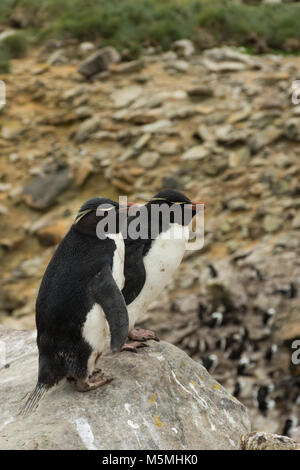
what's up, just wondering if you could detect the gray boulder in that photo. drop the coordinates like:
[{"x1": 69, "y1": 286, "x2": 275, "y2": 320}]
[
  {"x1": 78, "y1": 47, "x2": 120, "y2": 78},
  {"x1": 0, "y1": 327, "x2": 250, "y2": 450},
  {"x1": 22, "y1": 167, "x2": 72, "y2": 210}
]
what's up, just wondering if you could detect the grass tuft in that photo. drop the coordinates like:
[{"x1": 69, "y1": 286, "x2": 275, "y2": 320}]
[{"x1": 0, "y1": 1, "x2": 299, "y2": 55}]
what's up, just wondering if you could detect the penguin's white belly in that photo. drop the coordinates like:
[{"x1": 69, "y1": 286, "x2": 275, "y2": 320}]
[
  {"x1": 127, "y1": 224, "x2": 189, "y2": 329},
  {"x1": 82, "y1": 303, "x2": 111, "y2": 356},
  {"x1": 108, "y1": 232, "x2": 125, "y2": 290},
  {"x1": 82, "y1": 232, "x2": 125, "y2": 356}
]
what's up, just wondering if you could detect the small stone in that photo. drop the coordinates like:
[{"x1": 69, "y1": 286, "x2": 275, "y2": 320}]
[
  {"x1": 78, "y1": 47, "x2": 120, "y2": 78},
  {"x1": 263, "y1": 214, "x2": 283, "y2": 233},
  {"x1": 202, "y1": 59, "x2": 246, "y2": 73},
  {"x1": 262, "y1": 72, "x2": 289, "y2": 85},
  {"x1": 187, "y1": 86, "x2": 214, "y2": 98},
  {"x1": 284, "y1": 118, "x2": 300, "y2": 141},
  {"x1": 79, "y1": 42, "x2": 95, "y2": 54},
  {"x1": 36, "y1": 220, "x2": 69, "y2": 247},
  {"x1": 73, "y1": 159, "x2": 93, "y2": 187},
  {"x1": 62, "y1": 85, "x2": 88, "y2": 101},
  {"x1": 47, "y1": 50, "x2": 68, "y2": 65},
  {"x1": 249, "y1": 127, "x2": 282, "y2": 154},
  {"x1": 196, "y1": 125, "x2": 215, "y2": 142},
  {"x1": 162, "y1": 51, "x2": 177, "y2": 62},
  {"x1": 172, "y1": 39, "x2": 195, "y2": 57},
  {"x1": 111, "y1": 178, "x2": 133, "y2": 194},
  {"x1": 118, "y1": 149, "x2": 135, "y2": 162},
  {"x1": 0, "y1": 203, "x2": 8, "y2": 215},
  {"x1": 220, "y1": 222, "x2": 232, "y2": 234},
  {"x1": 229, "y1": 147, "x2": 251, "y2": 167},
  {"x1": 134, "y1": 133, "x2": 151, "y2": 150},
  {"x1": 227, "y1": 108, "x2": 251, "y2": 124},
  {"x1": 227, "y1": 198, "x2": 249, "y2": 211},
  {"x1": 292, "y1": 213, "x2": 300, "y2": 229},
  {"x1": 249, "y1": 183, "x2": 265, "y2": 196},
  {"x1": 0, "y1": 236, "x2": 22, "y2": 250},
  {"x1": 167, "y1": 60, "x2": 189, "y2": 73},
  {"x1": 226, "y1": 240, "x2": 240, "y2": 254},
  {"x1": 182, "y1": 145, "x2": 209, "y2": 161},
  {"x1": 167, "y1": 105, "x2": 198, "y2": 120},
  {"x1": 109, "y1": 59, "x2": 144, "y2": 74},
  {"x1": 92, "y1": 131, "x2": 116, "y2": 141},
  {"x1": 159, "y1": 140, "x2": 181, "y2": 155},
  {"x1": 22, "y1": 167, "x2": 72, "y2": 210},
  {"x1": 2, "y1": 121, "x2": 25, "y2": 140},
  {"x1": 204, "y1": 46, "x2": 256, "y2": 65},
  {"x1": 274, "y1": 153, "x2": 293, "y2": 168},
  {"x1": 74, "y1": 116, "x2": 101, "y2": 143},
  {"x1": 9, "y1": 153, "x2": 19, "y2": 163},
  {"x1": 141, "y1": 120, "x2": 172, "y2": 133},
  {"x1": 0, "y1": 183, "x2": 11, "y2": 192},
  {"x1": 111, "y1": 85, "x2": 142, "y2": 108},
  {"x1": 138, "y1": 151, "x2": 160, "y2": 169}
]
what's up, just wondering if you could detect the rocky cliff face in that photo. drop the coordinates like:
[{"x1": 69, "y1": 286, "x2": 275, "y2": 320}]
[
  {"x1": 0, "y1": 327, "x2": 250, "y2": 450},
  {"x1": 0, "y1": 42, "x2": 299, "y2": 435}
]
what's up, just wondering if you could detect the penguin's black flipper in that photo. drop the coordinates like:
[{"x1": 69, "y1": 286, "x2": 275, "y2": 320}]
[
  {"x1": 89, "y1": 265, "x2": 129, "y2": 352},
  {"x1": 122, "y1": 243, "x2": 146, "y2": 305}
]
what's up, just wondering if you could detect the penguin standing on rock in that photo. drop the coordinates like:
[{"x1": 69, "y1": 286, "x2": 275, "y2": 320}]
[
  {"x1": 122, "y1": 189, "x2": 202, "y2": 350},
  {"x1": 20, "y1": 198, "x2": 131, "y2": 414}
]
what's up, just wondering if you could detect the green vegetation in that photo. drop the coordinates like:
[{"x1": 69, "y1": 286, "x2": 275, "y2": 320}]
[
  {"x1": 0, "y1": 0, "x2": 299, "y2": 56},
  {"x1": 0, "y1": 31, "x2": 28, "y2": 73},
  {"x1": 0, "y1": 47, "x2": 10, "y2": 73},
  {"x1": 2, "y1": 32, "x2": 28, "y2": 58},
  {"x1": 197, "y1": 2, "x2": 300, "y2": 50}
]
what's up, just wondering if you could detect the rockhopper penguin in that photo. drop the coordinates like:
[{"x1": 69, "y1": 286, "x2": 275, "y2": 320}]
[
  {"x1": 122, "y1": 189, "x2": 201, "y2": 349},
  {"x1": 20, "y1": 198, "x2": 130, "y2": 414}
]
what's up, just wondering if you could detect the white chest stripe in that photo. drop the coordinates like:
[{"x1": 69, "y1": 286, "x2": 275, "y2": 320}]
[
  {"x1": 82, "y1": 232, "x2": 125, "y2": 355},
  {"x1": 127, "y1": 223, "x2": 188, "y2": 328}
]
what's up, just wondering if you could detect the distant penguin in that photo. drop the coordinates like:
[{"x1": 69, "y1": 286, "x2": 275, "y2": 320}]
[
  {"x1": 237, "y1": 356, "x2": 254, "y2": 376},
  {"x1": 122, "y1": 189, "x2": 201, "y2": 346},
  {"x1": 265, "y1": 344, "x2": 278, "y2": 361},
  {"x1": 263, "y1": 308, "x2": 276, "y2": 326},
  {"x1": 206, "y1": 311, "x2": 223, "y2": 329},
  {"x1": 233, "y1": 379, "x2": 244, "y2": 399},
  {"x1": 253, "y1": 384, "x2": 275, "y2": 415},
  {"x1": 20, "y1": 198, "x2": 130, "y2": 414},
  {"x1": 201, "y1": 354, "x2": 218, "y2": 373},
  {"x1": 282, "y1": 416, "x2": 298, "y2": 437}
]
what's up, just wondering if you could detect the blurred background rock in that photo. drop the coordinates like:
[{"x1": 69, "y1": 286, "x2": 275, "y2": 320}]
[{"x1": 0, "y1": 0, "x2": 299, "y2": 440}]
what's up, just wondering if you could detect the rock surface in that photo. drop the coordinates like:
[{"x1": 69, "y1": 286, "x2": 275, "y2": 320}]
[
  {"x1": 0, "y1": 327, "x2": 250, "y2": 450},
  {"x1": 240, "y1": 431, "x2": 300, "y2": 450}
]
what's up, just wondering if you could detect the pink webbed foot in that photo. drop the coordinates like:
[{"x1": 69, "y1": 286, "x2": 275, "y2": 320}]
[
  {"x1": 128, "y1": 328, "x2": 159, "y2": 342},
  {"x1": 121, "y1": 341, "x2": 149, "y2": 353},
  {"x1": 74, "y1": 369, "x2": 113, "y2": 392}
]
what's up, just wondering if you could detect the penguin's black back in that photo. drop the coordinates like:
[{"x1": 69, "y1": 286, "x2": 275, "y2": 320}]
[{"x1": 36, "y1": 227, "x2": 116, "y2": 384}]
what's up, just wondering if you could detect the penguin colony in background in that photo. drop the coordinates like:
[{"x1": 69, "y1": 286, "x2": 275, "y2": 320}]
[
  {"x1": 170, "y1": 287, "x2": 300, "y2": 436},
  {"x1": 20, "y1": 190, "x2": 200, "y2": 414}
]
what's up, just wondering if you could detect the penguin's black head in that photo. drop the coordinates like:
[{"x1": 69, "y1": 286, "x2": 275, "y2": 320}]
[
  {"x1": 150, "y1": 189, "x2": 192, "y2": 206},
  {"x1": 73, "y1": 197, "x2": 130, "y2": 237},
  {"x1": 146, "y1": 189, "x2": 202, "y2": 226}
]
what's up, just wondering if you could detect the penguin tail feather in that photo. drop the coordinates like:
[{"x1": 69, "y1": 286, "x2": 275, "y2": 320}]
[{"x1": 18, "y1": 383, "x2": 48, "y2": 416}]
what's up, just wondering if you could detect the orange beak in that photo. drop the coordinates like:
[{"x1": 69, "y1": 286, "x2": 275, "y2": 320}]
[
  {"x1": 191, "y1": 200, "x2": 204, "y2": 213},
  {"x1": 119, "y1": 202, "x2": 140, "y2": 213}
]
